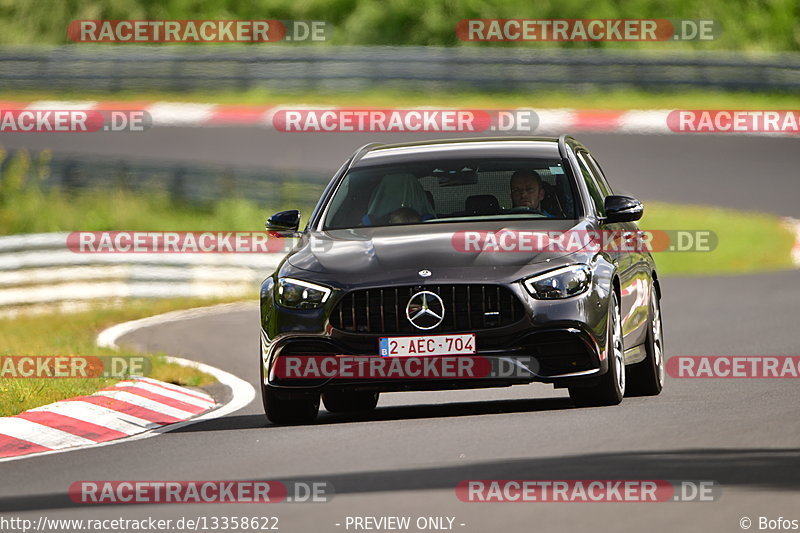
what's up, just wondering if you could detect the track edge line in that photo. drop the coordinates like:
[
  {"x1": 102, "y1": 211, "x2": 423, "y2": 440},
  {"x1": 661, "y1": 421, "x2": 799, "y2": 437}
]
[{"x1": 0, "y1": 301, "x2": 257, "y2": 463}]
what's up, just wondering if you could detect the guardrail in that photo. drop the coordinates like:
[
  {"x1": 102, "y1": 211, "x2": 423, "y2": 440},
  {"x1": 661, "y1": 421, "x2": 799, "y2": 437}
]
[
  {"x1": 0, "y1": 46, "x2": 798, "y2": 92},
  {"x1": 0, "y1": 233, "x2": 283, "y2": 310}
]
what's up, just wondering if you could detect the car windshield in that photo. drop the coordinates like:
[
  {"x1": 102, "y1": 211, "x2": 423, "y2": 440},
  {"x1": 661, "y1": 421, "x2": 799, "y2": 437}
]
[{"x1": 322, "y1": 158, "x2": 579, "y2": 230}]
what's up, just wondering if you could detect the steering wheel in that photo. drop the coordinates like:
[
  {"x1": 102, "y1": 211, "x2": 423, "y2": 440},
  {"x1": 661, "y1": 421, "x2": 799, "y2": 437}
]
[{"x1": 505, "y1": 206, "x2": 546, "y2": 215}]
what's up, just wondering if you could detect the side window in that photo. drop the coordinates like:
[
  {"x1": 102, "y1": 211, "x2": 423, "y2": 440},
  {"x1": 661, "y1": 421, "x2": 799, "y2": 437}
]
[
  {"x1": 583, "y1": 152, "x2": 613, "y2": 196},
  {"x1": 576, "y1": 153, "x2": 606, "y2": 216}
]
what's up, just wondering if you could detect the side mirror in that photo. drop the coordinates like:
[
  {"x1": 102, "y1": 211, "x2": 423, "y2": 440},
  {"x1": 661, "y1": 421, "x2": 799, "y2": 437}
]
[
  {"x1": 603, "y1": 195, "x2": 643, "y2": 223},
  {"x1": 266, "y1": 209, "x2": 301, "y2": 236}
]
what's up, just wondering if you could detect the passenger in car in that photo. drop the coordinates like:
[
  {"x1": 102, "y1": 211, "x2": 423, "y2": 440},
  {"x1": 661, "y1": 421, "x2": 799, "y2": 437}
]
[
  {"x1": 387, "y1": 207, "x2": 421, "y2": 224},
  {"x1": 363, "y1": 174, "x2": 434, "y2": 226}
]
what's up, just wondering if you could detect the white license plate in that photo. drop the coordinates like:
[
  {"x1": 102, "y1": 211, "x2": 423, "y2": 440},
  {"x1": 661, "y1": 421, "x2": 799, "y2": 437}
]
[{"x1": 379, "y1": 334, "x2": 476, "y2": 357}]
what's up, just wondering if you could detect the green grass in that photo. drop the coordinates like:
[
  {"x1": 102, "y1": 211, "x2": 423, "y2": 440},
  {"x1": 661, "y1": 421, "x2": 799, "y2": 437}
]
[
  {"x1": 0, "y1": 149, "x2": 320, "y2": 234},
  {"x1": 3, "y1": 87, "x2": 800, "y2": 111},
  {"x1": 640, "y1": 202, "x2": 795, "y2": 276},
  {"x1": 0, "y1": 186, "x2": 313, "y2": 234},
  {"x1": 0, "y1": 297, "x2": 245, "y2": 417}
]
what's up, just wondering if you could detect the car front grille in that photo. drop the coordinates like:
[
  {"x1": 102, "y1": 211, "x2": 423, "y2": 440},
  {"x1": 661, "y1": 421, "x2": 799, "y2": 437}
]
[{"x1": 330, "y1": 284, "x2": 525, "y2": 334}]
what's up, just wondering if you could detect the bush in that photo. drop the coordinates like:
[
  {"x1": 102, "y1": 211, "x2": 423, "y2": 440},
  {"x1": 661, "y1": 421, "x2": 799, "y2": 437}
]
[{"x1": 0, "y1": 0, "x2": 798, "y2": 51}]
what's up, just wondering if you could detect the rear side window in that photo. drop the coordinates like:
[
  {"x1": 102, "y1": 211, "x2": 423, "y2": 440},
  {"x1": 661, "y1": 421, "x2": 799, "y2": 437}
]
[{"x1": 576, "y1": 153, "x2": 606, "y2": 217}]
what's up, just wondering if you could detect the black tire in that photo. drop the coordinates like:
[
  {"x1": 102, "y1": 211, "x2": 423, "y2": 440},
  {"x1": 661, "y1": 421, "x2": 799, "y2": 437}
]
[
  {"x1": 625, "y1": 284, "x2": 665, "y2": 396},
  {"x1": 569, "y1": 291, "x2": 625, "y2": 407},
  {"x1": 261, "y1": 384, "x2": 320, "y2": 425},
  {"x1": 322, "y1": 391, "x2": 380, "y2": 413},
  {"x1": 260, "y1": 358, "x2": 319, "y2": 424}
]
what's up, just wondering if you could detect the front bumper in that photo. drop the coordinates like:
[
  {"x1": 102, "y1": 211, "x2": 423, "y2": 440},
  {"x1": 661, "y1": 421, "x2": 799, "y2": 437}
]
[
  {"x1": 261, "y1": 276, "x2": 612, "y2": 394},
  {"x1": 262, "y1": 324, "x2": 607, "y2": 394}
]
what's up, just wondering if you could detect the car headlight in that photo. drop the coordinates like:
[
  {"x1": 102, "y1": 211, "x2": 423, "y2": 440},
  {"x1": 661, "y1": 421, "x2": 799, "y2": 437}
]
[
  {"x1": 523, "y1": 264, "x2": 592, "y2": 300},
  {"x1": 275, "y1": 278, "x2": 332, "y2": 309}
]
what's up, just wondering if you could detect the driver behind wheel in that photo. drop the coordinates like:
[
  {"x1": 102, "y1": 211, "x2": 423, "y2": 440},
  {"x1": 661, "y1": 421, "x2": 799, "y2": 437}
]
[{"x1": 510, "y1": 169, "x2": 548, "y2": 213}]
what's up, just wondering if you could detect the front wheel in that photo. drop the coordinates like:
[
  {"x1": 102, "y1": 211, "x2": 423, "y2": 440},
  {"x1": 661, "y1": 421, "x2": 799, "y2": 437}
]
[
  {"x1": 625, "y1": 285, "x2": 665, "y2": 396},
  {"x1": 569, "y1": 291, "x2": 625, "y2": 407},
  {"x1": 260, "y1": 358, "x2": 319, "y2": 425},
  {"x1": 261, "y1": 384, "x2": 320, "y2": 425}
]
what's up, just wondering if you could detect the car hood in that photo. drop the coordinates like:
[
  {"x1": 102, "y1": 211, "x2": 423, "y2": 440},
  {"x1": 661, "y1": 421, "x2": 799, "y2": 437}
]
[{"x1": 283, "y1": 219, "x2": 595, "y2": 284}]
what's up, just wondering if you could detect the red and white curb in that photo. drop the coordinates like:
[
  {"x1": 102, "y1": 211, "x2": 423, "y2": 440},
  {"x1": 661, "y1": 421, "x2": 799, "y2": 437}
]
[
  {"x1": 0, "y1": 302, "x2": 256, "y2": 462},
  {"x1": 0, "y1": 377, "x2": 215, "y2": 459},
  {"x1": 3, "y1": 100, "x2": 798, "y2": 136}
]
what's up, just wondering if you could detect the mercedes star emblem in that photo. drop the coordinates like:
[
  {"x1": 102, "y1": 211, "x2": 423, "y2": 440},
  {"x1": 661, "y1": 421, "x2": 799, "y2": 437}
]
[
  {"x1": 418, "y1": 269, "x2": 432, "y2": 277},
  {"x1": 406, "y1": 291, "x2": 445, "y2": 330}
]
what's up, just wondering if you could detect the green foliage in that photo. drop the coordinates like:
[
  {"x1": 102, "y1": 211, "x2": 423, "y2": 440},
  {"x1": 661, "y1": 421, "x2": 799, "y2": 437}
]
[
  {"x1": 0, "y1": 0, "x2": 797, "y2": 51},
  {"x1": 0, "y1": 149, "x2": 320, "y2": 234}
]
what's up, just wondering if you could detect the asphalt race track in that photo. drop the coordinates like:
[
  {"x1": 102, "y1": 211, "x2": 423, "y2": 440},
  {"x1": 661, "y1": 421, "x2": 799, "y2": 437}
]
[{"x1": 0, "y1": 129, "x2": 798, "y2": 532}]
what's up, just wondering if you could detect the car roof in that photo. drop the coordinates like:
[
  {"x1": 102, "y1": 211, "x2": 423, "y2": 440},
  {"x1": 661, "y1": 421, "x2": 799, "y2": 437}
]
[{"x1": 353, "y1": 137, "x2": 569, "y2": 167}]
